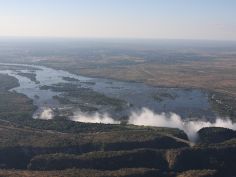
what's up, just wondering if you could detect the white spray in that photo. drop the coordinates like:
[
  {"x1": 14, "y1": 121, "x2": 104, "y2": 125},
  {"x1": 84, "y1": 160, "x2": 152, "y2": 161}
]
[
  {"x1": 71, "y1": 111, "x2": 120, "y2": 124},
  {"x1": 71, "y1": 108, "x2": 236, "y2": 142},
  {"x1": 34, "y1": 107, "x2": 54, "y2": 120},
  {"x1": 128, "y1": 108, "x2": 236, "y2": 142}
]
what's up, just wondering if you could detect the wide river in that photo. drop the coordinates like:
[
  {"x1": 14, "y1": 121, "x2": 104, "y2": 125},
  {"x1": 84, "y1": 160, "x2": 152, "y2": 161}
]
[{"x1": 0, "y1": 63, "x2": 217, "y2": 121}]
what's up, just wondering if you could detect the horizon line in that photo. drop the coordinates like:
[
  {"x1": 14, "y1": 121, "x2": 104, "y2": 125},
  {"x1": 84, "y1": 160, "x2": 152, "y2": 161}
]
[{"x1": 0, "y1": 35, "x2": 236, "y2": 43}]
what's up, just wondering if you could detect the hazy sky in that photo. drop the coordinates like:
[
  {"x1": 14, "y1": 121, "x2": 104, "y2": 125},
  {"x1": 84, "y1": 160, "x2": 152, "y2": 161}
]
[{"x1": 0, "y1": 0, "x2": 235, "y2": 40}]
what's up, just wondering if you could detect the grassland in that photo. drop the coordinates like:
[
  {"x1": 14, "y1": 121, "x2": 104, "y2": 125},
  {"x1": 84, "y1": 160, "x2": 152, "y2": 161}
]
[
  {"x1": 35, "y1": 47, "x2": 236, "y2": 97},
  {"x1": 32, "y1": 44, "x2": 236, "y2": 120},
  {"x1": 1, "y1": 40, "x2": 236, "y2": 97}
]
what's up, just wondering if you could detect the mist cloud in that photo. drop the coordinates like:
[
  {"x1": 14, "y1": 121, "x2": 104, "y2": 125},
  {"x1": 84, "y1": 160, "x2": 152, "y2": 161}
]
[
  {"x1": 71, "y1": 108, "x2": 236, "y2": 142},
  {"x1": 71, "y1": 111, "x2": 120, "y2": 124},
  {"x1": 35, "y1": 107, "x2": 54, "y2": 120},
  {"x1": 129, "y1": 108, "x2": 236, "y2": 142}
]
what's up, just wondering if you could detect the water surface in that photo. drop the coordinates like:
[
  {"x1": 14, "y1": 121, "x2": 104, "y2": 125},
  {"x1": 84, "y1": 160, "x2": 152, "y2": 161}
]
[{"x1": 0, "y1": 63, "x2": 216, "y2": 120}]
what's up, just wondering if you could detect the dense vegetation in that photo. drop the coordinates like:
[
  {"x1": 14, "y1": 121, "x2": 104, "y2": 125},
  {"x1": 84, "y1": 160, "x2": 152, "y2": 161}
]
[
  {"x1": 0, "y1": 74, "x2": 36, "y2": 122},
  {"x1": 198, "y1": 127, "x2": 236, "y2": 144},
  {"x1": 0, "y1": 74, "x2": 19, "y2": 91}
]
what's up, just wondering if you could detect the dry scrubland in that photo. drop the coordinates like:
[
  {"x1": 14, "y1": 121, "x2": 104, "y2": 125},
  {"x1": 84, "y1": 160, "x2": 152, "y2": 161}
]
[
  {"x1": 43, "y1": 55, "x2": 236, "y2": 96},
  {"x1": 1, "y1": 41, "x2": 236, "y2": 95}
]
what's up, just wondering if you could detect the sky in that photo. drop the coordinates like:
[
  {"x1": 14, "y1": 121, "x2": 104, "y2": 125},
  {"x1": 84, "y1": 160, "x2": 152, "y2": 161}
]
[{"x1": 0, "y1": 0, "x2": 235, "y2": 40}]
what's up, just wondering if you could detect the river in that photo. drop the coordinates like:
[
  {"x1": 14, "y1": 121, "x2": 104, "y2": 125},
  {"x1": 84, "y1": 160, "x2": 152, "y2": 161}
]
[{"x1": 0, "y1": 63, "x2": 217, "y2": 121}]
